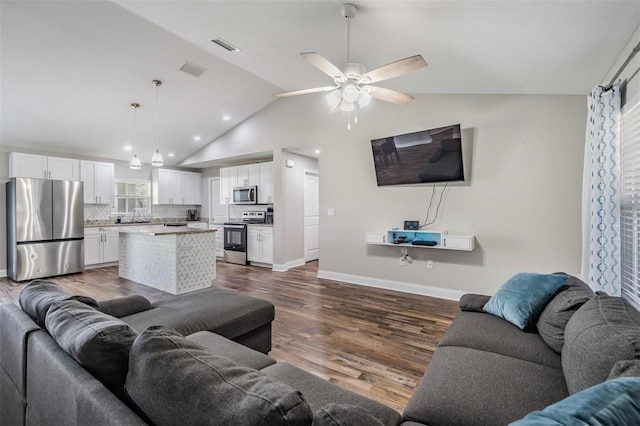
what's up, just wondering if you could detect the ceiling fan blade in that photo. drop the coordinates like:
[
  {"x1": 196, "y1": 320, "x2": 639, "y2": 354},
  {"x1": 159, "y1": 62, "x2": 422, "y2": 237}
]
[
  {"x1": 301, "y1": 52, "x2": 345, "y2": 80},
  {"x1": 358, "y1": 55, "x2": 427, "y2": 84},
  {"x1": 274, "y1": 86, "x2": 338, "y2": 98},
  {"x1": 364, "y1": 86, "x2": 415, "y2": 105}
]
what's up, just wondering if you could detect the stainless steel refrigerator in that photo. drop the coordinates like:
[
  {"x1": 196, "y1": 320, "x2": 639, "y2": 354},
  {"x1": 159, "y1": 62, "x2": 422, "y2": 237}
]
[{"x1": 6, "y1": 178, "x2": 84, "y2": 281}]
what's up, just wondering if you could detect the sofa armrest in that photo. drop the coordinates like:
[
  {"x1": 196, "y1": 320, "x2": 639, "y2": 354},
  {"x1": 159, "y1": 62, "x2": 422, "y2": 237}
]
[
  {"x1": 459, "y1": 293, "x2": 491, "y2": 312},
  {"x1": 98, "y1": 295, "x2": 152, "y2": 318}
]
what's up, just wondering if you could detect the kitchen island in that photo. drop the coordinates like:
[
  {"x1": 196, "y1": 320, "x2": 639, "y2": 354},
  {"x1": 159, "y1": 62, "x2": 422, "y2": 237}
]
[{"x1": 118, "y1": 224, "x2": 216, "y2": 295}]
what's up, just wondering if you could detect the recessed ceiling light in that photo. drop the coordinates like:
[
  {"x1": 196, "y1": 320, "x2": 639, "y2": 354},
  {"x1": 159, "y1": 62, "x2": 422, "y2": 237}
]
[
  {"x1": 222, "y1": 115, "x2": 231, "y2": 121},
  {"x1": 124, "y1": 145, "x2": 132, "y2": 152},
  {"x1": 168, "y1": 152, "x2": 175, "y2": 158},
  {"x1": 193, "y1": 135, "x2": 201, "y2": 141},
  {"x1": 315, "y1": 149, "x2": 320, "y2": 154}
]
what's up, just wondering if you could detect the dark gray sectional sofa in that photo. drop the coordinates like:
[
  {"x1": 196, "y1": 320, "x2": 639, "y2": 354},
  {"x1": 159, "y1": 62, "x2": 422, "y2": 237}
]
[
  {"x1": 403, "y1": 275, "x2": 640, "y2": 425},
  {"x1": 1, "y1": 275, "x2": 639, "y2": 425},
  {"x1": 0, "y1": 280, "x2": 400, "y2": 426}
]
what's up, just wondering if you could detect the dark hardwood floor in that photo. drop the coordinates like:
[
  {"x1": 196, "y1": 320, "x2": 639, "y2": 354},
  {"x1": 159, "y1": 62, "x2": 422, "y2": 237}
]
[{"x1": 0, "y1": 260, "x2": 459, "y2": 412}]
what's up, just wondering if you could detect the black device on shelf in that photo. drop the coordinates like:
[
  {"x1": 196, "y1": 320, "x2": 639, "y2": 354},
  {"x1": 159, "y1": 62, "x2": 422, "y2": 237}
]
[{"x1": 411, "y1": 240, "x2": 437, "y2": 246}]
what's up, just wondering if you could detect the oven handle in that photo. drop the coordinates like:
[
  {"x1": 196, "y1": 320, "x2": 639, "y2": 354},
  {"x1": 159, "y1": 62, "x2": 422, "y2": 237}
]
[{"x1": 224, "y1": 224, "x2": 247, "y2": 229}]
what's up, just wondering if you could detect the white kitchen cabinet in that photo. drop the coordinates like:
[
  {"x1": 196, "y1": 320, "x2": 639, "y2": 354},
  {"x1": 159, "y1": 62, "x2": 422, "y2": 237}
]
[
  {"x1": 220, "y1": 168, "x2": 232, "y2": 204},
  {"x1": 209, "y1": 224, "x2": 224, "y2": 258},
  {"x1": 247, "y1": 225, "x2": 273, "y2": 265},
  {"x1": 9, "y1": 152, "x2": 80, "y2": 180},
  {"x1": 236, "y1": 165, "x2": 250, "y2": 186},
  {"x1": 152, "y1": 169, "x2": 202, "y2": 205},
  {"x1": 182, "y1": 171, "x2": 202, "y2": 204},
  {"x1": 81, "y1": 160, "x2": 114, "y2": 204},
  {"x1": 220, "y1": 162, "x2": 273, "y2": 205},
  {"x1": 84, "y1": 227, "x2": 119, "y2": 266},
  {"x1": 258, "y1": 162, "x2": 273, "y2": 204}
]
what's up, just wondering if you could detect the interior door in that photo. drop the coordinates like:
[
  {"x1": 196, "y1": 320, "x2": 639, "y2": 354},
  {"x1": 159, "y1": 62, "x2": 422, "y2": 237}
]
[
  {"x1": 209, "y1": 177, "x2": 228, "y2": 223},
  {"x1": 304, "y1": 171, "x2": 319, "y2": 262}
]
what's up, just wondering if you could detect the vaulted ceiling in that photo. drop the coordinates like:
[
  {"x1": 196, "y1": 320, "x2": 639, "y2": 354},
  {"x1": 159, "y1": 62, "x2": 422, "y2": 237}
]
[{"x1": 1, "y1": 1, "x2": 638, "y2": 167}]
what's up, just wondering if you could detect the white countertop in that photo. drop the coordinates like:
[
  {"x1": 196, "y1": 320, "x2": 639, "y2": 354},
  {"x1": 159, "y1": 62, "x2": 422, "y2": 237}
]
[{"x1": 117, "y1": 224, "x2": 216, "y2": 236}]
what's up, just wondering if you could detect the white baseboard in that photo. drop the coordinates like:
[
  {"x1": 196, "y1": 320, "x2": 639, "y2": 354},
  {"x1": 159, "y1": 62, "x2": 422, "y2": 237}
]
[
  {"x1": 272, "y1": 258, "x2": 305, "y2": 272},
  {"x1": 0, "y1": 269, "x2": 6, "y2": 278},
  {"x1": 316, "y1": 269, "x2": 466, "y2": 301}
]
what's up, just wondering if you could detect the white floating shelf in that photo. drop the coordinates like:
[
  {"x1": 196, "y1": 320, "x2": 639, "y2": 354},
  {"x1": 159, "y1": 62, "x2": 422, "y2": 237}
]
[{"x1": 366, "y1": 230, "x2": 474, "y2": 251}]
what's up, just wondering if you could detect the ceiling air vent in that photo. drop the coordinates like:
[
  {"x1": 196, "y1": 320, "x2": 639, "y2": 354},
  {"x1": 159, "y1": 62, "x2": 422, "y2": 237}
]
[
  {"x1": 179, "y1": 61, "x2": 207, "y2": 77},
  {"x1": 210, "y1": 37, "x2": 241, "y2": 52}
]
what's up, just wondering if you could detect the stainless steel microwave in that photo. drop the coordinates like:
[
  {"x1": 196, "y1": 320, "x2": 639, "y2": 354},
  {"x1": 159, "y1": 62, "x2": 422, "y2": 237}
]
[{"x1": 233, "y1": 186, "x2": 257, "y2": 204}]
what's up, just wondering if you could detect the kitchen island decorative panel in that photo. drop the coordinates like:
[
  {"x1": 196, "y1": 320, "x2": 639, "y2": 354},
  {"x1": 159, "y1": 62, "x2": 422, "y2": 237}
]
[{"x1": 118, "y1": 225, "x2": 216, "y2": 295}]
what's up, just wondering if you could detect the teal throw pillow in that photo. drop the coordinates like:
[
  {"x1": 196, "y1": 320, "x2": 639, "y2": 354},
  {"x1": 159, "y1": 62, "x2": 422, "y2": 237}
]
[
  {"x1": 510, "y1": 377, "x2": 640, "y2": 425},
  {"x1": 483, "y1": 272, "x2": 568, "y2": 329}
]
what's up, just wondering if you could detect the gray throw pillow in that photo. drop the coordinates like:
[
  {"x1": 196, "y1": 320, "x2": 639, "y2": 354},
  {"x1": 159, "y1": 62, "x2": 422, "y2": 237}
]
[
  {"x1": 608, "y1": 360, "x2": 640, "y2": 380},
  {"x1": 562, "y1": 294, "x2": 640, "y2": 394},
  {"x1": 312, "y1": 404, "x2": 385, "y2": 426},
  {"x1": 459, "y1": 293, "x2": 491, "y2": 312},
  {"x1": 125, "y1": 326, "x2": 313, "y2": 426},
  {"x1": 18, "y1": 279, "x2": 99, "y2": 327},
  {"x1": 45, "y1": 299, "x2": 138, "y2": 400},
  {"x1": 536, "y1": 274, "x2": 594, "y2": 353}
]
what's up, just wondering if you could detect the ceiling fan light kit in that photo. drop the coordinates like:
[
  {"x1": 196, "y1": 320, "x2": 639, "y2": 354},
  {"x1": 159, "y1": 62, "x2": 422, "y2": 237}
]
[{"x1": 274, "y1": 3, "x2": 427, "y2": 129}]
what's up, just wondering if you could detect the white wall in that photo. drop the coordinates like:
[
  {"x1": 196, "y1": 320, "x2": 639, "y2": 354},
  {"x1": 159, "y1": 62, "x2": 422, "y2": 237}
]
[{"x1": 182, "y1": 93, "x2": 587, "y2": 298}]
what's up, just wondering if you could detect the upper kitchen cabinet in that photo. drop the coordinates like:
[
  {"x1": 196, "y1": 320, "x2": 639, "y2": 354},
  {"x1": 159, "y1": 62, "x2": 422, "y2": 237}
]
[
  {"x1": 152, "y1": 169, "x2": 202, "y2": 205},
  {"x1": 9, "y1": 152, "x2": 80, "y2": 181},
  {"x1": 81, "y1": 160, "x2": 114, "y2": 204},
  {"x1": 258, "y1": 162, "x2": 273, "y2": 204},
  {"x1": 220, "y1": 162, "x2": 273, "y2": 205}
]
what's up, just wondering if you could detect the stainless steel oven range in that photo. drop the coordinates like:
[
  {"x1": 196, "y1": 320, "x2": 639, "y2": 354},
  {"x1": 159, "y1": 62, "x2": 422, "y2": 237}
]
[
  {"x1": 223, "y1": 212, "x2": 266, "y2": 265},
  {"x1": 223, "y1": 223, "x2": 248, "y2": 265}
]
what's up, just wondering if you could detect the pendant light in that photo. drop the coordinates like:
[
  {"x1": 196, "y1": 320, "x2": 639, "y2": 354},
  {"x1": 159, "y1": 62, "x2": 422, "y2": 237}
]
[
  {"x1": 151, "y1": 79, "x2": 164, "y2": 167},
  {"x1": 129, "y1": 103, "x2": 142, "y2": 171}
]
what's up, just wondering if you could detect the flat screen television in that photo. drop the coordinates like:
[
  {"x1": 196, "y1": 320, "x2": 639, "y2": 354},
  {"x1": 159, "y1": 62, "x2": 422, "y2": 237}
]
[{"x1": 370, "y1": 124, "x2": 464, "y2": 186}]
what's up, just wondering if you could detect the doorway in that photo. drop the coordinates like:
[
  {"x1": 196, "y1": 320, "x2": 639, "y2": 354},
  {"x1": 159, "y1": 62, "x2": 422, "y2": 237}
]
[{"x1": 304, "y1": 170, "x2": 319, "y2": 262}]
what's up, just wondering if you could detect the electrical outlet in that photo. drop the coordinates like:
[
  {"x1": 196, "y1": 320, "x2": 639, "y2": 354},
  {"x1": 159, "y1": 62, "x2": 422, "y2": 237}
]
[
  {"x1": 399, "y1": 257, "x2": 407, "y2": 266},
  {"x1": 427, "y1": 260, "x2": 434, "y2": 269}
]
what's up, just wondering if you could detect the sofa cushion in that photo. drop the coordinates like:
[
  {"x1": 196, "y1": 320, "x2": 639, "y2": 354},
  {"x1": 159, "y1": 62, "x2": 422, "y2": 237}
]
[
  {"x1": 312, "y1": 404, "x2": 385, "y2": 426},
  {"x1": 511, "y1": 377, "x2": 640, "y2": 425},
  {"x1": 402, "y1": 346, "x2": 568, "y2": 426},
  {"x1": 438, "y1": 311, "x2": 562, "y2": 369},
  {"x1": 262, "y1": 363, "x2": 401, "y2": 426},
  {"x1": 18, "y1": 279, "x2": 98, "y2": 327},
  {"x1": 45, "y1": 299, "x2": 138, "y2": 399},
  {"x1": 125, "y1": 326, "x2": 312, "y2": 425},
  {"x1": 186, "y1": 330, "x2": 276, "y2": 370},
  {"x1": 562, "y1": 294, "x2": 640, "y2": 394},
  {"x1": 459, "y1": 293, "x2": 491, "y2": 312},
  {"x1": 98, "y1": 295, "x2": 152, "y2": 318},
  {"x1": 121, "y1": 287, "x2": 274, "y2": 342},
  {"x1": 536, "y1": 274, "x2": 594, "y2": 353},
  {"x1": 483, "y1": 272, "x2": 568, "y2": 329}
]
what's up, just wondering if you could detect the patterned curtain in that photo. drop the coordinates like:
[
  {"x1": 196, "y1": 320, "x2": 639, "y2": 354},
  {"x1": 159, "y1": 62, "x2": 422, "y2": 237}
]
[{"x1": 581, "y1": 85, "x2": 621, "y2": 295}]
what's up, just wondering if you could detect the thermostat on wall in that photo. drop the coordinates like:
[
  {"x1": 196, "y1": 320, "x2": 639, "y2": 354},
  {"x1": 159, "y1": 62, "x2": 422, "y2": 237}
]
[{"x1": 404, "y1": 220, "x2": 420, "y2": 230}]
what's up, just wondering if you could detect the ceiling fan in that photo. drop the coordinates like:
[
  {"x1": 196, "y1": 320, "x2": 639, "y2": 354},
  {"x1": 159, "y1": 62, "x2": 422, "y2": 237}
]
[{"x1": 274, "y1": 3, "x2": 427, "y2": 117}]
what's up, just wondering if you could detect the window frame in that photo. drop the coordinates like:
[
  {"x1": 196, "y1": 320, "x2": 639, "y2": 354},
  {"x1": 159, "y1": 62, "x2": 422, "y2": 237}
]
[
  {"x1": 620, "y1": 93, "x2": 640, "y2": 309},
  {"x1": 112, "y1": 178, "x2": 152, "y2": 217}
]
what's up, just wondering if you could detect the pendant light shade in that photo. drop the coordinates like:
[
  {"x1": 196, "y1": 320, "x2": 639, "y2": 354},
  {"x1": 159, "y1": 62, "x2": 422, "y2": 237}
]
[
  {"x1": 151, "y1": 149, "x2": 163, "y2": 167},
  {"x1": 130, "y1": 103, "x2": 142, "y2": 171},
  {"x1": 130, "y1": 153, "x2": 142, "y2": 171},
  {"x1": 151, "y1": 79, "x2": 163, "y2": 167}
]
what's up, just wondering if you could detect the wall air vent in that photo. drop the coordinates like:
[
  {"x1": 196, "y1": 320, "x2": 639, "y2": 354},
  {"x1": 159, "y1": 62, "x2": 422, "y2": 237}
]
[
  {"x1": 179, "y1": 61, "x2": 207, "y2": 77},
  {"x1": 210, "y1": 37, "x2": 241, "y2": 52}
]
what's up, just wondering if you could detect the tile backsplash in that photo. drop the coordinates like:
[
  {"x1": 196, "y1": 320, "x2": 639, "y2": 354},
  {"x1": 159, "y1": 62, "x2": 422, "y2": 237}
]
[{"x1": 84, "y1": 204, "x2": 201, "y2": 225}]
